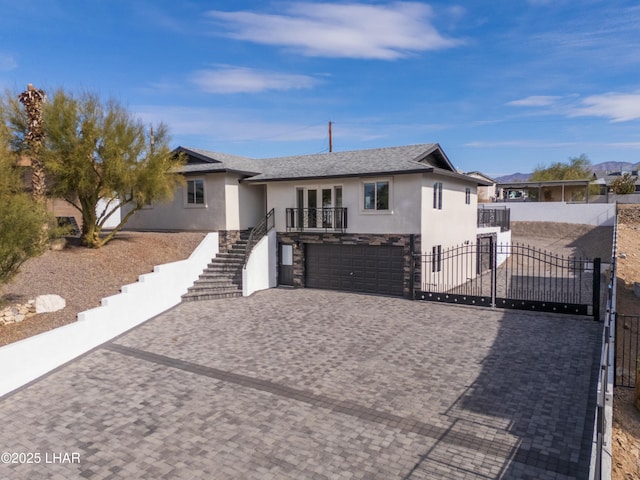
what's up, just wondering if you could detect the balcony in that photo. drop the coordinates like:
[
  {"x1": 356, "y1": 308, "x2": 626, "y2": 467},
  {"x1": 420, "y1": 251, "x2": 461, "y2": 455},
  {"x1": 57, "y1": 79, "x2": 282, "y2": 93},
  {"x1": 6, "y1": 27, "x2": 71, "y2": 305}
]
[
  {"x1": 286, "y1": 207, "x2": 348, "y2": 232},
  {"x1": 477, "y1": 206, "x2": 510, "y2": 232}
]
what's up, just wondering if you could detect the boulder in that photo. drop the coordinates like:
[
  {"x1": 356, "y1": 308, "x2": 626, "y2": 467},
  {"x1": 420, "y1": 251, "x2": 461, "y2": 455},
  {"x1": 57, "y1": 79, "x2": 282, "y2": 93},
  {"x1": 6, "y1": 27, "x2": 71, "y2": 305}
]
[{"x1": 34, "y1": 294, "x2": 66, "y2": 313}]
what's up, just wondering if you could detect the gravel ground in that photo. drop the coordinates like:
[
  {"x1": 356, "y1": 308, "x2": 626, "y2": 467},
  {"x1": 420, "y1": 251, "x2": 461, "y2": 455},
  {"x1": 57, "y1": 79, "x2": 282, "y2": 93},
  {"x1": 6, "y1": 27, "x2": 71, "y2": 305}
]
[{"x1": 0, "y1": 231, "x2": 206, "y2": 346}]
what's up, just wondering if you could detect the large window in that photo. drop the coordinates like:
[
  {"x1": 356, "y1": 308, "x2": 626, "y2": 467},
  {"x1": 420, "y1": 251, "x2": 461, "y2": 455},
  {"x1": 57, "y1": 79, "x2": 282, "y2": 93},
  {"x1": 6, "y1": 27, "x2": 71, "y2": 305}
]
[
  {"x1": 433, "y1": 182, "x2": 443, "y2": 209},
  {"x1": 186, "y1": 179, "x2": 205, "y2": 205},
  {"x1": 363, "y1": 180, "x2": 389, "y2": 211}
]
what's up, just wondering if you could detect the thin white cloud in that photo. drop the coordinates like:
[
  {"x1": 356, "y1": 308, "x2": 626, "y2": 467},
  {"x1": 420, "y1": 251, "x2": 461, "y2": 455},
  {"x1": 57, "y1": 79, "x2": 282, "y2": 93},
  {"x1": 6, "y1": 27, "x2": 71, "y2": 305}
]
[
  {"x1": 0, "y1": 53, "x2": 17, "y2": 71},
  {"x1": 570, "y1": 92, "x2": 640, "y2": 122},
  {"x1": 134, "y1": 105, "x2": 327, "y2": 141},
  {"x1": 205, "y1": 2, "x2": 461, "y2": 59},
  {"x1": 466, "y1": 140, "x2": 579, "y2": 148},
  {"x1": 190, "y1": 66, "x2": 320, "y2": 94},
  {"x1": 506, "y1": 96, "x2": 561, "y2": 107},
  {"x1": 467, "y1": 140, "x2": 640, "y2": 149}
]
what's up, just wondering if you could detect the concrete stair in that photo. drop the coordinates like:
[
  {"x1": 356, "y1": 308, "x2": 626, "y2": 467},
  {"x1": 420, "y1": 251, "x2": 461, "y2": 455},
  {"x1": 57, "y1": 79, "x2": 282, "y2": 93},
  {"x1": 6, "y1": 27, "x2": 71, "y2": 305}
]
[{"x1": 182, "y1": 234, "x2": 249, "y2": 302}]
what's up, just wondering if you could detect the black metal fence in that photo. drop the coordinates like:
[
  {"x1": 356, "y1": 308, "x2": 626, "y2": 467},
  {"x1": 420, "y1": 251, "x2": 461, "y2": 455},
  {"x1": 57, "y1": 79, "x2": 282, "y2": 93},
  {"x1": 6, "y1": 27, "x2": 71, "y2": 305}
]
[
  {"x1": 414, "y1": 242, "x2": 600, "y2": 317},
  {"x1": 477, "y1": 207, "x2": 511, "y2": 232},
  {"x1": 285, "y1": 207, "x2": 348, "y2": 232},
  {"x1": 615, "y1": 314, "x2": 640, "y2": 388}
]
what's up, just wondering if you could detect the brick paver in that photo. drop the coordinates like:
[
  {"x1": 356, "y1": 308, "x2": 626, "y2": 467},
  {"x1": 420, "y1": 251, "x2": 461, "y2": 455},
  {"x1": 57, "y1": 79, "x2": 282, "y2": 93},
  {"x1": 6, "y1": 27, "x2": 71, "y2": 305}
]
[{"x1": 0, "y1": 289, "x2": 600, "y2": 479}]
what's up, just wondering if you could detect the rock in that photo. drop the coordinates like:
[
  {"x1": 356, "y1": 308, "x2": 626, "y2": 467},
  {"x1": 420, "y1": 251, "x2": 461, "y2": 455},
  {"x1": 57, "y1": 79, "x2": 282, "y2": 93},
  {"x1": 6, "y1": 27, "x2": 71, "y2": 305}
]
[
  {"x1": 34, "y1": 294, "x2": 66, "y2": 313},
  {"x1": 620, "y1": 253, "x2": 627, "y2": 259}
]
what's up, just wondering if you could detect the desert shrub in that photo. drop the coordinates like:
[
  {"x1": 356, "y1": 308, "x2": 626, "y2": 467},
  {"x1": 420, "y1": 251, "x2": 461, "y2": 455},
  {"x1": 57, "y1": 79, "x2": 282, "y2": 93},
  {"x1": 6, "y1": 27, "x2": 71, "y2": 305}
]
[
  {"x1": 611, "y1": 173, "x2": 637, "y2": 195},
  {"x1": 0, "y1": 191, "x2": 48, "y2": 283}
]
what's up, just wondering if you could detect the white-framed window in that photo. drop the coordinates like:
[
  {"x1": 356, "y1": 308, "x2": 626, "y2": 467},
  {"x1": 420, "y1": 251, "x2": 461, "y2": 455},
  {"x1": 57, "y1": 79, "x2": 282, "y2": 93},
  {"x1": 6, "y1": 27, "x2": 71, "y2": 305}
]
[
  {"x1": 433, "y1": 182, "x2": 443, "y2": 209},
  {"x1": 363, "y1": 179, "x2": 390, "y2": 211},
  {"x1": 185, "y1": 178, "x2": 205, "y2": 206},
  {"x1": 465, "y1": 187, "x2": 471, "y2": 205}
]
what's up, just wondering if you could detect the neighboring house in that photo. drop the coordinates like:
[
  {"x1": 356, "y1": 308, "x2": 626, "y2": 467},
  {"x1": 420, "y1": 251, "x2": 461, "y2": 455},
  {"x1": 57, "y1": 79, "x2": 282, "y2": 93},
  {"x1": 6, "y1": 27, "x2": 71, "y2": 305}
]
[
  {"x1": 591, "y1": 170, "x2": 640, "y2": 204},
  {"x1": 126, "y1": 144, "x2": 494, "y2": 298},
  {"x1": 465, "y1": 171, "x2": 498, "y2": 202},
  {"x1": 496, "y1": 179, "x2": 593, "y2": 203},
  {"x1": 16, "y1": 156, "x2": 83, "y2": 231}
]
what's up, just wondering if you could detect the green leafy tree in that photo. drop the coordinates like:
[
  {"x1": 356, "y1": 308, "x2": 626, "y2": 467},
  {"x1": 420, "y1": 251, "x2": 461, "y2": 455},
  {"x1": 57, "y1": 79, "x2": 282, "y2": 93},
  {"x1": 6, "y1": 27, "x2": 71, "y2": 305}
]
[
  {"x1": 530, "y1": 154, "x2": 593, "y2": 181},
  {"x1": 38, "y1": 90, "x2": 184, "y2": 248},
  {"x1": 530, "y1": 154, "x2": 598, "y2": 200},
  {"x1": 610, "y1": 173, "x2": 637, "y2": 194},
  {"x1": 0, "y1": 106, "x2": 48, "y2": 284}
]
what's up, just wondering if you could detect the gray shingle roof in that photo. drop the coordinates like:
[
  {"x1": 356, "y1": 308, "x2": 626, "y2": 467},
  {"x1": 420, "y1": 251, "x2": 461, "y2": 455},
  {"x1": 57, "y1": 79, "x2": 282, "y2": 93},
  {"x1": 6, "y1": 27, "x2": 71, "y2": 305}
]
[
  {"x1": 174, "y1": 144, "x2": 485, "y2": 183},
  {"x1": 246, "y1": 144, "x2": 439, "y2": 181},
  {"x1": 177, "y1": 147, "x2": 262, "y2": 175}
]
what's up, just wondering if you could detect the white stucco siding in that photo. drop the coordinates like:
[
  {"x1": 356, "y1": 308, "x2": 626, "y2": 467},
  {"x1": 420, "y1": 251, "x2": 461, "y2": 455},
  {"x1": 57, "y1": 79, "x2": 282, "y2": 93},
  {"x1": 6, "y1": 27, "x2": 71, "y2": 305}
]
[
  {"x1": 266, "y1": 174, "x2": 422, "y2": 234},
  {"x1": 420, "y1": 175, "x2": 479, "y2": 290},
  {"x1": 421, "y1": 175, "x2": 478, "y2": 252},
  {"x1": 123, "y1": 173, "x2": 227, "y2": 231},
  {"x1": 238, "y1": 181, "x2": 266, "y2": 230},
  {"x1": 224, "y1": 175, "x2": 240, "y2": 230}
]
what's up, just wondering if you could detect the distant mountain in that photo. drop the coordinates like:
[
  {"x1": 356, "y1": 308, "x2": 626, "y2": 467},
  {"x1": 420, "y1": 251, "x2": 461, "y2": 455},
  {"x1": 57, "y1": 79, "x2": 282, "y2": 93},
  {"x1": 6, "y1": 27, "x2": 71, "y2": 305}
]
[
  {"x1": 494, "y1": 172, "x2": 532, "y2": 183},
  {"x1": 590, "y1": 161, "x2": 638, "y2": 176},
  {"x1": 495, "y1": 161, "x2": 639, "y2": 183}
]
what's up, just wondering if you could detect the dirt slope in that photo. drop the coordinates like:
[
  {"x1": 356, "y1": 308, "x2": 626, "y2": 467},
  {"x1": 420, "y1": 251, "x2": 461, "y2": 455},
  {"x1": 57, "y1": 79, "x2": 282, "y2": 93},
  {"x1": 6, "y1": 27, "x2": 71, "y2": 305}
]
[{"x1": 0, "y1": 231, "x2": 206, "y2": 346}]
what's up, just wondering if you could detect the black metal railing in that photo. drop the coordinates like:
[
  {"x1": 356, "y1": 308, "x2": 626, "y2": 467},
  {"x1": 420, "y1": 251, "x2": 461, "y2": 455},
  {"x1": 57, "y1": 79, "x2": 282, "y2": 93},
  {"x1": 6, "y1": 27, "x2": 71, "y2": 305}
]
[
  {"x1": 243, "y1": 208, "x2": 275, "y2": 268},
  {"x1": 285, "y1": 207, "x2": 347, "y2": 232},
  {"x1": 591, "y1": 216, "x2": 617, "y2": 480},
  {"x1": 477, "y1": 206, "x2": 511, "y2": 232}
]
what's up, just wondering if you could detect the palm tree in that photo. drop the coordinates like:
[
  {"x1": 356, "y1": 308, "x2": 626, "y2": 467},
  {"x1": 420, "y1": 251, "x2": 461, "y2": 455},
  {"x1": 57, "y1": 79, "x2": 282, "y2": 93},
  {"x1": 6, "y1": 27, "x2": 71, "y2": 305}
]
[{"x1": 18, "y1": 84, "x2": 46, "y2": 202}]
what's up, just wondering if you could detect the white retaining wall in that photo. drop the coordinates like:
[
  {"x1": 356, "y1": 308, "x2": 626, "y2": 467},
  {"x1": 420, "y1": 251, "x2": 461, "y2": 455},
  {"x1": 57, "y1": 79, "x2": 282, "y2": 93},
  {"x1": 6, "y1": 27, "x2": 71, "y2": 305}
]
[
  {"x1": 0, "y1": 232, "x2": 219, "y2": 398},
  {"x1": 507, "y1": 202, "x2": 616, "y2": 226},
  {"x1": 243, "y1": 229, "x2": 277, "y2": 297}
]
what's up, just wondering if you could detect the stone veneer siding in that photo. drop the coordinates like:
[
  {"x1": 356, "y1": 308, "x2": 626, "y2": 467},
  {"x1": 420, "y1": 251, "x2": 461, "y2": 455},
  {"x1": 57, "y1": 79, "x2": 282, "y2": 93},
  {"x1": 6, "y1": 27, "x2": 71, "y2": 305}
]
[
  {"x1": 218, "y1": 230, "x2": 242, "y2": 253},
  {"x1": 277, "y1": 232, "x2": 421, "y2": 298}
]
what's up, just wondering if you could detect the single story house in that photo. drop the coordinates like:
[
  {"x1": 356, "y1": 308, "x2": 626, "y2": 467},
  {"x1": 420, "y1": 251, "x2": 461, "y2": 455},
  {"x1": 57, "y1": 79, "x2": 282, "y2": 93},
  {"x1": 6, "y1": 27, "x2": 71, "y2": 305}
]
[
  {"x1": 125, "y1": 144, "x2": 497, "y2": 298},
  {"x1": 496, "y1": 179, "x2": 593, "y2": 203}
]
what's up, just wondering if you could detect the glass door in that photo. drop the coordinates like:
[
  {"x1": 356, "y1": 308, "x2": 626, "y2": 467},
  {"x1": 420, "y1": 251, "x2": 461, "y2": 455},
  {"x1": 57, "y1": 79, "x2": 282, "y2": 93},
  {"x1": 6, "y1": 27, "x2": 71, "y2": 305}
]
[
  {"x1": 334, "y1": 186, "x2": 343, "y2": 229},
  {"x1": 322, "y1": 188, "x2": 332, "y2": 227},
  {"x1": 307, "y1": 189, "x2": 317, "y2": 228}
]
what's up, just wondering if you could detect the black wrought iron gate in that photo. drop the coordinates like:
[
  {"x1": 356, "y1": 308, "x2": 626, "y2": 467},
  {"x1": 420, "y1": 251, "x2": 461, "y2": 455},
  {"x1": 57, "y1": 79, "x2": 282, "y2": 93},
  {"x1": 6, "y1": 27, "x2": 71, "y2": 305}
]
[{"x1": 413, "y1": 242, "x2": 601, "y2": 318}]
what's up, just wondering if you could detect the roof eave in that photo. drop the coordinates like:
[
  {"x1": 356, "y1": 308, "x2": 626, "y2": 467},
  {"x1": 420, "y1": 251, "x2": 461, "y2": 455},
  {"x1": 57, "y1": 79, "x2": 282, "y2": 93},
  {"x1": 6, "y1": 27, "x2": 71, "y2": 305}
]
[{"x1": 243, "y1": 168, "x2": 434, "y2": 183}]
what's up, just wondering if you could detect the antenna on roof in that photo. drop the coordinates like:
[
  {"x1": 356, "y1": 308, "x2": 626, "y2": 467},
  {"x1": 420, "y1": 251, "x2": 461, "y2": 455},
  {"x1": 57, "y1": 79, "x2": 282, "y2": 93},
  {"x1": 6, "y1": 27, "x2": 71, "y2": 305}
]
[{"x1": 329, "y1": 121, "x2": 333, "y2": 153}]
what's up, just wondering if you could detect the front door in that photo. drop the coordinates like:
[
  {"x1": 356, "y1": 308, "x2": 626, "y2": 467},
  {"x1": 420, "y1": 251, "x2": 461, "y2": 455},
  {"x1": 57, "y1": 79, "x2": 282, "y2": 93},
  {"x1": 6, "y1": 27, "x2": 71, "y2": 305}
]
[{"x1": 279, "y1": 243, "x2": 294, "y2": 286}]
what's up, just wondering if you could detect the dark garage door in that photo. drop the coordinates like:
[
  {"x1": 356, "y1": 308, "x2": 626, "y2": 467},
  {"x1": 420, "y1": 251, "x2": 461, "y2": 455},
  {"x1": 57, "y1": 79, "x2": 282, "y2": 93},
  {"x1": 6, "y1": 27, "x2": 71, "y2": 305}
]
[{"x1": 305, "y1": 244, "x2": 404, "y2": 296}]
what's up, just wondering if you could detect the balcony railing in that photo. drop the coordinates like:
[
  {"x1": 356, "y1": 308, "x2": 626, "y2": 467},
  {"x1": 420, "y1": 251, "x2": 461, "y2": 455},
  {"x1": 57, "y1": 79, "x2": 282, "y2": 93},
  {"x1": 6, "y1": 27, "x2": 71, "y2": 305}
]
[
  {"x1": 286, "y1": 207, "x2": 348, "y2": 232},
  {"x1": 477, "y1": 206, "x2": 511, "y2": 232}
]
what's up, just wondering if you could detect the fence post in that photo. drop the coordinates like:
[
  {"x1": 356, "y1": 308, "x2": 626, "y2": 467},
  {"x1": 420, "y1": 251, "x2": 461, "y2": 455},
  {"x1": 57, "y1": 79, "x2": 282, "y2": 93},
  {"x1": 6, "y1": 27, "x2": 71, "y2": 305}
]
[
  {"x1": 491, "y1": 239, "x2": 497, "y2": 308},
  {"x1": 410, "y1": 234, "x2": 415, "y2": 300},
  {"x1": 593, "y1": 258, "x2": 601, "y2": 321}
]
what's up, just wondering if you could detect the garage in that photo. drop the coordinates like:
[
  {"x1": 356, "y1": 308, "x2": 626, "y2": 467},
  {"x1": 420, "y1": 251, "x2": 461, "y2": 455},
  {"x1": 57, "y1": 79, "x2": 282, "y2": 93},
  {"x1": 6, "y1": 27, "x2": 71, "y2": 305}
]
[{"x1": 305, "y1": 243, "x2": 405, "y2": 296}]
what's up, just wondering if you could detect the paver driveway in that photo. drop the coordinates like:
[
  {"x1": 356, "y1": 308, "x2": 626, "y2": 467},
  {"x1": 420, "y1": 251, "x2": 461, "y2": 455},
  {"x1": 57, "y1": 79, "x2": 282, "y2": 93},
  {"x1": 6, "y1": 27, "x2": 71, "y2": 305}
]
[{"x1": 0, "y1": 289, "x2": 600, "y2": 479}]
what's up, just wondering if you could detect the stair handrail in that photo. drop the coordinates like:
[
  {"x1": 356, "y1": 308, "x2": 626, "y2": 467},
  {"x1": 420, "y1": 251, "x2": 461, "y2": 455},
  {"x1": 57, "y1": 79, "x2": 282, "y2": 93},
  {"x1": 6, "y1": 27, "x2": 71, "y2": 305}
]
[{"x1": 243, "y1": 208, "x2": 275, "y2": 268}]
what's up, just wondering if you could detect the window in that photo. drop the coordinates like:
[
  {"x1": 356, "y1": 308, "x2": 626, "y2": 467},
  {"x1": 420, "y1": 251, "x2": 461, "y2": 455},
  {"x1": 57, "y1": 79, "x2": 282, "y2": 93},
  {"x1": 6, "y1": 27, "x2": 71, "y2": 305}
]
[
  {"x1": 433, "y1": 182, "x2": 443, "y2": 209},
  {"x1": 432, "y1": 245, "x2": 442, "y2": 273},
  {"x1": 363, "y1": 180, "x2": 390, "y2": 211},
  {"x1": 465, "y1": 187, "x2": 471, "y2": 205},
  {"x1": 186, "y1": 179, "x2": 205, "y2": 205}
]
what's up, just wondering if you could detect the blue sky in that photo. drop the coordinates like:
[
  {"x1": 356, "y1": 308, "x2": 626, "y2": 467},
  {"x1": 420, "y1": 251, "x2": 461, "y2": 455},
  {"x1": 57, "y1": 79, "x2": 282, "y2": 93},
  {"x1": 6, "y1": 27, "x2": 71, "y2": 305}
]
[{"x1": 1, "y1": 0, "x2": 639, "y2": 176}]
